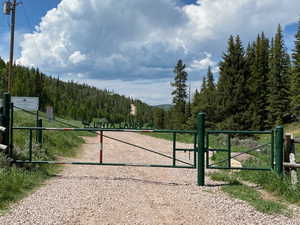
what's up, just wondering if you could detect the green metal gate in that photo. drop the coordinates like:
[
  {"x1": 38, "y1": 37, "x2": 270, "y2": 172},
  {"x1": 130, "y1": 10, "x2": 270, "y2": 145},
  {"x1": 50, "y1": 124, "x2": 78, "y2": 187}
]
[{"x1": 0, "y1": 92, "x2": 285, "y2": 186}]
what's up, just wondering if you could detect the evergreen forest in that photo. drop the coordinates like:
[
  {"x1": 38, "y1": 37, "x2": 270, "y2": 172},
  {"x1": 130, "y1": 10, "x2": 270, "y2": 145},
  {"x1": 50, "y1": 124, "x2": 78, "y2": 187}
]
[
  {"x1": 0, "y1": 60, "x2": 154, "y2": 125},
  {"x1": 159, "y1": 21, "x2": 300, "y2": 131}
]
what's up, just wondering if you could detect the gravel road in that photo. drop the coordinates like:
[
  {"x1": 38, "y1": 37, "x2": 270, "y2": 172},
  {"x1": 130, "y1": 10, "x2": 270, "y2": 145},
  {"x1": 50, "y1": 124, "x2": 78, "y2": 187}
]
[{"x1": 0, "y1": 132, "x2": 300, "y2": 225}]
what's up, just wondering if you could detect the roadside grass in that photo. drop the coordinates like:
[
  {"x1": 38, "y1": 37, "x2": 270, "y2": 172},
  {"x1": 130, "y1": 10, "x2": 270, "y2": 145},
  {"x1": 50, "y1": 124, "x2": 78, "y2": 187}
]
[
  {"x1": 210, "y1": 172, "x2": 288, "y2": 215},
  {"x1": 236, "y1": 170, "x2": 300, "y2": 204},
  {"x1": 0, "y1": 110, "x2": 94, "y2": 211},
  {"x1": 209, "y1": 130, "x2": 300, "y2": 209},
  {"x1": 148, "y1": 127, "x2": 300, "y2": 212}
]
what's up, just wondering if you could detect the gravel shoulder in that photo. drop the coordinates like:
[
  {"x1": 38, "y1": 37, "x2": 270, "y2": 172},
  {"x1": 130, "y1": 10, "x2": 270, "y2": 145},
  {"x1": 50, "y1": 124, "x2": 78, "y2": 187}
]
[{"x1": 0, "y1": 132, "x2": 300, "y2": 225}]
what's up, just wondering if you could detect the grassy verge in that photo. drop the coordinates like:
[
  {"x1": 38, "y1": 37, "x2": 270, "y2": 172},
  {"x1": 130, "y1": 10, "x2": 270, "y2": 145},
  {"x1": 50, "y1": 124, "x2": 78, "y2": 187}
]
[
  {"x1": 210, "y1": 172, "x2": 288, "y2": 215},
  {"x1": 0, "y1": 110, "x2": 95, "y2": 211},
  {"x1": 147, "y1": 128, "x2": 299, "y2": 213}
]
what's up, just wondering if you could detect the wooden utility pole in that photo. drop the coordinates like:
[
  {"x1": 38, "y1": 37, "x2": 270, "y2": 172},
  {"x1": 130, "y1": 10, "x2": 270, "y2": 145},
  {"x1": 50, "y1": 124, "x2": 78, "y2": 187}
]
[
  {"x1": 3, "y1": 0, "x2": 20, "y2": 92},
  {"x1": 8, "y1": 0, "x2": 17, "y2": 92}
]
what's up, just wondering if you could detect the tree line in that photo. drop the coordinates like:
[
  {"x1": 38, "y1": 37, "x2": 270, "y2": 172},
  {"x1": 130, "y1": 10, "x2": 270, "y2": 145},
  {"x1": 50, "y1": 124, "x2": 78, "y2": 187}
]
[
  {"x1": 154, "y1": 20, "x2": 300, "y2": 130},
  {"x1": 0, "y1": 61, "x2": 154, "y2": 125}
]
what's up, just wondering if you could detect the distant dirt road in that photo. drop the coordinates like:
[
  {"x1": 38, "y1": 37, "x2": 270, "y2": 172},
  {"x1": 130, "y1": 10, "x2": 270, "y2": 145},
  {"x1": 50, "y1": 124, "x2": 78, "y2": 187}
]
[{"x1": 0, "y1": 132, "x2": 299, "y2": 225}]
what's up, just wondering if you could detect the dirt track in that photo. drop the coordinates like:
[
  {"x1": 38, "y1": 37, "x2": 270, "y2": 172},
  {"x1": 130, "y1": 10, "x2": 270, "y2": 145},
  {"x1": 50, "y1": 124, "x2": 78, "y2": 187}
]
[{"x1": 0, "y1": 132, "x2": 299, "y2": 225}]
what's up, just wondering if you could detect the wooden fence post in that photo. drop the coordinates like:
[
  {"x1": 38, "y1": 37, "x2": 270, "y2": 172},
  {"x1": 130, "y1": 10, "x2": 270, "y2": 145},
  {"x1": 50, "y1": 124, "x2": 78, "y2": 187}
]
[
  {"x1": 284, "y1": 133, "x2": 293, "y2": 173},
  {"x1": 284, "y1": 133, "x2": 298, "y2": 187}
]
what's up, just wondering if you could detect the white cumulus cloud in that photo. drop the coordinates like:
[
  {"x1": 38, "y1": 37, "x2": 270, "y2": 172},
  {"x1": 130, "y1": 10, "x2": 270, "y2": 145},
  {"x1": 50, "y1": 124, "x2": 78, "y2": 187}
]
[{"x1": 16, "y1": 0, "x2": 300, "y2": 104}]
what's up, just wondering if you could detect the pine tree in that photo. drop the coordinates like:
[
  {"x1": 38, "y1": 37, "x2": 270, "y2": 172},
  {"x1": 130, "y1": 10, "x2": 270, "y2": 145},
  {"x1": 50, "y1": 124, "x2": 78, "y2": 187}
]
[
  {"x1": 204, "y1": 66, "x2": 217, "y2": 127},
  {"x1": 268, "y1": 25, "x2": 291, "y2": 125},
  {"x1": 185, "y1": 83, "x2": 192, "y2": 126},
  {"x1": 188, "y1": 77, "x2": 204, "y2": 128},
  {"x1": 217, "y1": 35, "x2": 251, "y2": 129},
  {"x1": 170, "y1": 59, "x2": 188, "y2": 129},
  {"x1": 0, "y1": 57, "x2": 6, "y2": 93},
  {"x1": 291, "y1": 19, "x2": 300, "y2": 119},
  {"x1": 153, "y1": 108, "x2": 165, "y2": 129},
  {"x1": 248, "y1": 33, "x2": 270, "y2": 129},
  {"x1": 191, "y1": 66, "x2": 217, "y2": 128}
]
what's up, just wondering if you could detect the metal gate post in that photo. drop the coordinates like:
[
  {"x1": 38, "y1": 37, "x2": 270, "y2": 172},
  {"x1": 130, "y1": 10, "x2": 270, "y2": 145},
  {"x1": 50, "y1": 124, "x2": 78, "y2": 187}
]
[
  {"x1": 37, "y1": 119, "x2": 43, "y2": 145},
  {"x1": 172, "y1": 132, "x2": 176, "y2": 166},
  {"x1": 274, "y1": 126, "x2": 284, "y2": 176},
  {"x1": 99, "y1": 131, "x2": 103, "y2": 164},
  {"x1": 193, "y1": 133, "x2": 197, "y2": 168},
  {"x1": 3, "y1": 93, "x2": 11, "y2": 156},
  {"x1": 9, "y1": 102, "x2": 14, "y2": 158},
  {"x1": 197, "y1": 113, "x2": 205, "y2": 186},
  {"x1": 36, "y1": 110, "x2": 39, "y2": 142}
]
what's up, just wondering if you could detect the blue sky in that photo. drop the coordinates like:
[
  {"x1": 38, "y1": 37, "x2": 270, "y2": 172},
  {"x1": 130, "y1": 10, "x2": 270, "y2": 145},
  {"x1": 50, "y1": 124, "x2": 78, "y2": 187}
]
[{"x1": 1, "y1": 0, "x2": 300, "y2": 105}]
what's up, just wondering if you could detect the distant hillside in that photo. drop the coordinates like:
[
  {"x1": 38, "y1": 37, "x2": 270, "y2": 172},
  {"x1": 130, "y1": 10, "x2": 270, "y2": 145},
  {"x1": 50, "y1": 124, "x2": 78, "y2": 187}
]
[
  {"x1": 154, "y1": 104, "x2": 172, "y2": 111},
  {"x1": 0, "y1": 57, "x2": 154, "y2": 124}
]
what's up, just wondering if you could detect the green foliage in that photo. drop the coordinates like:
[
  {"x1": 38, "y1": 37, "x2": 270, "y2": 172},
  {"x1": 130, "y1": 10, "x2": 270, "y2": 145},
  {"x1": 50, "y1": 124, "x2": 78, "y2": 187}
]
[
  {"x1": 267, "y1": 25, "x2": 292, "y2": 125},
  {"x1": 170, "y1": 59, "x2": 188, "y2": 129},
  {"x1": 0, "y1": 167, "x2": 52, "y2": 210},
  {"x1": 190, "y1": 66, "x2": 217, "y2": 129},
  {"x1": 185, "y1": 22, "x2": 299, "y2": 130},
  {"x1": 0, "y1": 59, "x2": 154, "y2": 126},
  {"x1": 0, "y1": 110, "x2": 92, "y2": 210},
  {"x1": 210, "y1": 172, "x2": 287, "y2": 215},
  {"x1": 222, "y1": 183, "x2": 287, "y2": 214},
  {"x1": 217, "y1": 35, "x2": 251, "y2": 130},
  {"x1": 237, "y1": 170, "x2": 300, "y2": 204},
  {"x1": 210, "y1": 172, "x2": 240, "y2": 185},
  {"x1": 153, "y1": 108, "x2": 165, "y2": 129},
  {"x1": 291, "y1": 19, "x2": 300, "y2": 119},
  {"x1": 247, "y1": 33, "x2": 270, "y2": 130}
]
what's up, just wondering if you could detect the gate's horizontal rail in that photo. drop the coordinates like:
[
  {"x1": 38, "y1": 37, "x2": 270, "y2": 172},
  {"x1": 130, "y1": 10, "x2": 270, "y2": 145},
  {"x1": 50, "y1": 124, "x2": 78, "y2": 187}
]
[
  {"x1": 207, "y1": 166, "x2": 271, "y2": 171},
  {"x1": 175, "y1": 148, "x2": 195, "y2": 152},
  {"x1": 13, "y1": 127, "x2": 197, "y2": 134},
  {"x1": 14, "y1": 160, "x2": 194, "y2": 168},
  {"x1": 207, "y1": 130, "x2": 272, "y2": 134},
  {"x1": 207, "y1": 148, "x2": 228, "y2": 152}
]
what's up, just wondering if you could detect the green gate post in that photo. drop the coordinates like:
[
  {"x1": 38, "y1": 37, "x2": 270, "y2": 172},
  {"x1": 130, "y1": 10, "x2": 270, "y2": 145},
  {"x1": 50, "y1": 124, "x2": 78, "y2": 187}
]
[
  {"x1": 37, "y1": 119, "x2": 43, "y2": 145},
  {"x1": 9, "y1": 102, "x2": 14, "y2": 158},
  {"x1": 29, "y1": 129, "x2": 33, "y2": 162},
  {"x1": 197, "y1": 113, "x2": 205, "y2": 186},
  {"x1": 227, "y1": 134, "x2": 231, "y2": 169},
  {"x1": 193, "y1": 133, "x2": 197, "y2": 168},
  {"x1": 172, "y1": 132, "x2": 176, "y2": 166},
  {"x1": 274, "y1": 126, "x2": 284, "y2": 176},
  {"x1": 3, "y1": 93, "x2": 11, "y2": 156},
  {"x1": 36, "y1": 110, "x2": 39, "y2": 142}
]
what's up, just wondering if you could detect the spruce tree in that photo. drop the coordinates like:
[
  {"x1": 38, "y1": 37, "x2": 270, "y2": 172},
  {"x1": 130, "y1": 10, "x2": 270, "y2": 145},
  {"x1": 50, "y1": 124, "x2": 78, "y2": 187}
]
[
  {"x1": 204, "y1": 66, "x2": 217, "y2": 127},
  {"x1": 268, "y1": 25, "x2": 291, "y2": 125},
  {"x1": 185, "y1": 83, "x2": 192, "y2": 126},
  {"x1": 248, "y1": 33, "x2": 270, "y2": 129},
  {"x1": 195, "y1": 66, "x2": 217, "y2": 127},
  {"x1": 217, "y1": 35, "x2": 251, "y2": 129},
  {"x1": 291, "y1": 19, "x2": 300, "y2": 119},
  {"x1": 153, "y1": 108, "x2": 165, "y2": 129},
  {"x1": 170, "y1": 59, "x2": 188, "y2": 129}
]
